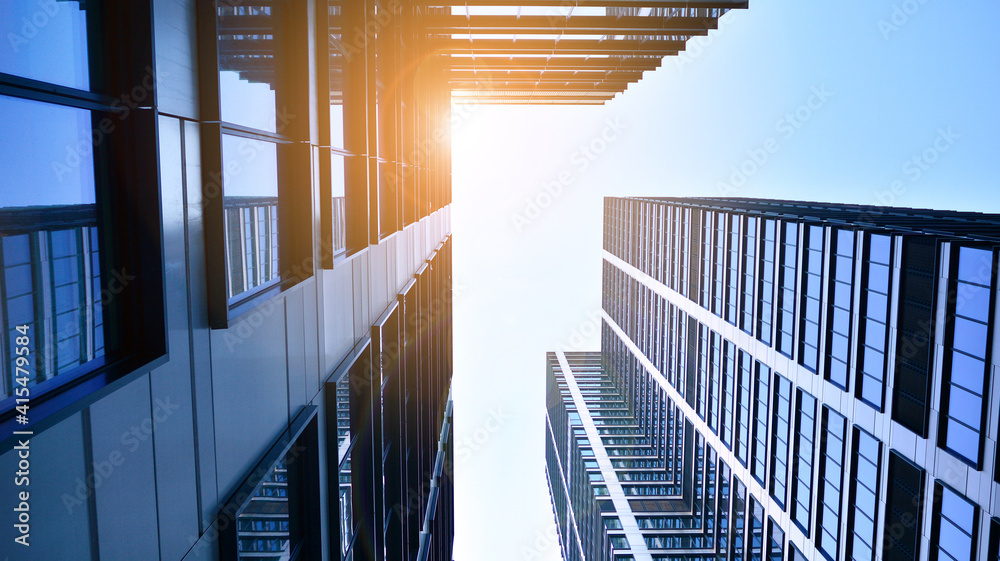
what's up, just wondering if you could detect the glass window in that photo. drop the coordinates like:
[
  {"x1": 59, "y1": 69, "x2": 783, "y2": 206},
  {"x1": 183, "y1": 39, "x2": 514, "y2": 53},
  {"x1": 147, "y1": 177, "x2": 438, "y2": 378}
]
[
  {"x1": 817, "y1": 407, "x2": 846, "y2": 560},
  {"x1": 757, "y1": 219, "x2": 776, "y2": 345},
  {"x1": 214, "y1": 0, "x2": 294, "y2": 305},
  {"x1": 0, "y1": 1, "x2": 98, "y2": 91},
  {"x1": 940, "y1": 246, "x2": 995, "y2": 466},
  {"x1": 751, "y1": 362, "x2": 771, "y2": 484},
  {"x1": 799, "y1": 225, "x2": 823, "y2": 371},
  {"x1": 735, "y1": 350, "x2": 753, "y2": 466},
  {"x1": 720, "y1": 339, "x2": 736, "y2": 449},
  {"x1": 222, "y1": 135, "x2": 280, "y2": 301},
  {"x1": 727, "y1": 213, "x2": 741, "y2": 325},
  {"x1": 217, "y1": 1, "x2": 290, "y2": 133},
  {"x1": 791, "y1": 390, "x2": 817, "y2": 534},
  {"x1": 0, "y1": 85, "x2": 104, "y2": 402},
  {"x1": 708, "y1": 332, "x2": 722, "y2": 435},
  {"x1": 697, "y1": 325, "x2": 710, "y2": 421},
  {"x1": 768, "y1": 518, "x2": 785, "y2": 561},
  {"x1": 770, "y1": 374, "x2": 792, "y2": 508},
  {"x1": 857, "y1": 233, "x2": 892, "y2": 410},
  {"x1": 776, "y1": 221, "x2": 799, "y2": 357},
  {"x1": 848, "y1": 428, "x2": 881, "y2": 561},
  {"x1": 702, "y1": 211, "x2": 714, "y2": 309},
  {"x1": 931, "y1": 484, "x2": 977, "y2": 561},
  {"x1": 826, "y1": 229, "x2": 855, "y2": 390},
  {"x1": 741, "y1": 216, "x2": 757, "y2": 334},
  {"x1": 732, "y1": 477, "x2": 747, "y2": 561},
  {"x1": 331, "y1": 152, "x2": 346, "y2": 254},
  {"x1": 750, "y1": 495, "x2": 765, "y2": 561},
  {"x1": 714, "y1": 213, "x2": 726, "y2": 316}
]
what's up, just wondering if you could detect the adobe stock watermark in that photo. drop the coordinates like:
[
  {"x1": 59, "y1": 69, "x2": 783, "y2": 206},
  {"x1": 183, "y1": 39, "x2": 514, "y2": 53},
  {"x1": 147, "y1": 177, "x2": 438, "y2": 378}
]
[
  {"x1": 455, "y1": 406, "x2": 509, "y2": 463},
  {"x1": 5, "y1": 0, "x2": 63, "y2": 53},
  {"x1": 521, "y1": 523, "x2": 562, "y2": 561},
  {"x1": 717, "y1": 85, "x2": 834, "y2": 196},
  {"x1": 51, "y1": 66, "x2": 164, "y2": 183},
  {"x1": 878, "y1": 0, "x2": 933, "y2": 40},
  {"x1": 61, "y1": 397, "x2": 181, "y2": 515},
  {"x1": 557, "y1": 310, "x2": 603, "y2": 353},
  {"x1": 510, "y1": 118, "x2": 627, "y2": 233},
  {"x1": 866, "y1": 127, "x2": 959, "y2": 209}
]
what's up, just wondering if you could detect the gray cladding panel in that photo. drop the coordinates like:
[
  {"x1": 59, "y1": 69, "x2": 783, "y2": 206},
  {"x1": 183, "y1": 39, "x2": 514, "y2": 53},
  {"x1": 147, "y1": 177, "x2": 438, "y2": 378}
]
[
  {"x1": 90, "y1": 375, "x2": 161, "y2": 560},
  {"x1": 182, "y1": 119, "x2": 220, "y2": 532},
  {"x1": 1, "y1": 413, "x2": 93, "y2": 561},
  {"x1": 153, "y1": 114, "x2": 201, "y2": 561},
  {"x1": 322, "y1": 266, "x2": 355, "y2": 378},
  {"x1": 210, "y1": 301, "x2": 289, "y2": 501},
  {"x1": 286, "y1": 285, "x2": 309, "y2": 420}
]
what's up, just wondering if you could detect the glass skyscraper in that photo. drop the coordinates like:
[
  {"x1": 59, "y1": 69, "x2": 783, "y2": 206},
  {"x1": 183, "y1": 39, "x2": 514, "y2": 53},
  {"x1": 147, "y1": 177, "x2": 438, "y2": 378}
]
[{"x1": 546, "y1": 197, "x2": 1000, "y2": 561}]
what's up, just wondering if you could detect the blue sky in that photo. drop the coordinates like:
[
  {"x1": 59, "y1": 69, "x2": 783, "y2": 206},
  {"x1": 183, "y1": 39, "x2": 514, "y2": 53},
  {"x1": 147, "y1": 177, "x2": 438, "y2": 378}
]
[{"x1": 450, "y1": 2, "x2": 1000, "y2": 559}]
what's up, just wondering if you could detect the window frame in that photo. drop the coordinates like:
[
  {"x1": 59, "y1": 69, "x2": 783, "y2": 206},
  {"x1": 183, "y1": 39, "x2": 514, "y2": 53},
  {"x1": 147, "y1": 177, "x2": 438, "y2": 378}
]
[
  {"x1": 196, "y1": 0, "x2": 314, "y2": 329},
  {"x1": 938, "y1": 244, "x2": 997, "y2": 468},
  {"x1": 0, "y1": 2, "x2": 166, "y2": 437},
  {"x1": 218, "y1": 405, "x2": 322, "y2": 561}
]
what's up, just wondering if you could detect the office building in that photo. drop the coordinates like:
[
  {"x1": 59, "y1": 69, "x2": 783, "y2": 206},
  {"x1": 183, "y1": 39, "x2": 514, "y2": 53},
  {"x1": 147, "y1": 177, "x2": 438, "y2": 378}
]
[
  {"x1": 0, "y1": 1, "x2": 455, "y2": 560},
  {"x1": 0, "y1": 0, "x2": 751, "y2": 558},
  {"x1": 546, "y1": 197, "x2": 1000, "y2": 561}
]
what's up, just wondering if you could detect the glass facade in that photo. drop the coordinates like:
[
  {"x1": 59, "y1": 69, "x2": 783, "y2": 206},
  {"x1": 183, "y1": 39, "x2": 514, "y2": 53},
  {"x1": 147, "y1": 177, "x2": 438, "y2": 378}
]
[{"x1": 589, "y1": 197, "x2": 1000, "y2": 561}]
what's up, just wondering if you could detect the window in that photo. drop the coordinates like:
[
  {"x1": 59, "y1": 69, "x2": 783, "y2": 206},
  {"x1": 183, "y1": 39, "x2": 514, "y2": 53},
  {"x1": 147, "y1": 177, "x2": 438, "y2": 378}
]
[
  {"x1": 756, "y1": 219, "x2": 776, "y2": 345},
  {"x1": 799, "y1": 225, "x2": 823, "y2": 371},
  {"x1": 750, "y1": 495, "x2": 765, "y2": 561},
  {"x1": 770, "y1": 374, "x2": 792, "y2": 508},
  {"x1": 0, "y1": 2, "x2": 164, "y2": 425},
  {"x1": 826, "y1": 229, "x2": 855, "y2": 390},
  {"x1": 848, "y1": 428, "x2": 882, "y2": 561},
  {"x1": 791, "y1": 389, "x2": 817, "y2": 534},
  {"x1": 816, "y1": 407, "x2": 846, "y2": 560},
  {"x1": 714, "y1": 213, "x2": 726, "y2": 316},
  {"x1": 720, "y1": 340, "x2": 736, "y2": 449},
  {"x1": 726, "y1": 213, "x2": 741, "y2": 325},
  {"x1": 768, "y1": 518, "x2": 785, "y2": 561},
  {"x1": 930, "y1": 483, "x2": 977, "y2": 561},
  {"x1": 751, "y1": 362, "x2": 771, "y2": 484},
  {"x1": 702, "y1": 211, "x2": 714, "y2": 309},
  {"x1": 776, "y1": 221, "x2": 799, "y2": 357},
  {"x1": 857, "y1": 233, "x2": 892, "y2": 409},
  {"x1": 708, "y1": 331, "x2": 722, "y2": 435},
  {"x1": 732, "y1": 478, "x2": 747, "y2": 561},
  {"x1": 735, "y1": 350, "x2": 754, "y2": 466},
  {"x1": 221, "y1": 406, "x2": 321, "y2": 561},
  {"x1": 741, "y1": 216, "x2": 758, "y2": 334},
  {"x1": 940, "y1": 246, "x2": 995, "y2": 466},
  {"x1": 697, "y1": 325, "x2": 710, "y2": 421},
  {"x1": 883, "y1": 452, "x2": 925, "y2": 561},
  {"x1": 200, "y1": 0, "x2": 311, "y2": 327}
]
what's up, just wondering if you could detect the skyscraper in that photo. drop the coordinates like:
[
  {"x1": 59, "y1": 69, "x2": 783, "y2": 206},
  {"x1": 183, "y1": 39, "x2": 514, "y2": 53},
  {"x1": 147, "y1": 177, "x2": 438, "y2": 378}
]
[{"x1": 546, "y1": 197, "x2": 1000, "y2": 561}]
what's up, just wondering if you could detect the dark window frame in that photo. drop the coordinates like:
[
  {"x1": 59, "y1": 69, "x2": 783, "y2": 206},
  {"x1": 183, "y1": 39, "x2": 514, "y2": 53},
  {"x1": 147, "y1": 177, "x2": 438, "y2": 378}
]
[
  {"x1": 196, "y1": 0, "x2": 314, "y2": 329},
  {"x1": 218, "y1": 405, "x2": 322, "y2": 561},
  {"x1": 0, "y1": 2, "x2": 165, "y2": 438},
  {"x1": 938, "y1": 244, "x2": 997, "y2": 469}
]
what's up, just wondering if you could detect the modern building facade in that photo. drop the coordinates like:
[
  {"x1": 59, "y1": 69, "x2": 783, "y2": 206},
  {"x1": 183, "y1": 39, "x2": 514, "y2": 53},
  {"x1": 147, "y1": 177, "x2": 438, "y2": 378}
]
[
  {"x1": 546, "y1": 197, "x2": 1000, "y2": 561},
  {"x1": 0, "y1": 1, "x2": 455, "y2": 560}
]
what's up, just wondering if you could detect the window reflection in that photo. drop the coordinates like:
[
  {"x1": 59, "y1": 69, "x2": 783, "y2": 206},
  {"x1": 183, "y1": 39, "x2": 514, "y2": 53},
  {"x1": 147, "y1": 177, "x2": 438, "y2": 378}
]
[
  {"x1": 942, "y1": 246, "x2": 994, "y2": 464},
  {"x1": 237, "y1": 456, "x2": 292, "y2": 560},
  {"x1": 826, "y1": 229, "x2": 855, "y2": 389},
  {"x1": 858, "y1": 234, "x2": 891, "y2": 409},
  {"x1": 0, "y1": 0, "x2": 94, "y2": 91},
  {"x1": 221, "y1": 135, "x2": 279, "y2": 300},
  {"x1": 1, "y1": 95, "x2": 103, "y2": 401},
  {"x1": 216, "y1": 1, "x2": 289, "y2": 133}
]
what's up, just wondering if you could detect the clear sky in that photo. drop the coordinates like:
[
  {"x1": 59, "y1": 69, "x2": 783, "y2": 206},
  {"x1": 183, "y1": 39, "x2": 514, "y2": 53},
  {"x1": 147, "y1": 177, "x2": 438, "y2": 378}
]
[{"x1": 450, "y1": 2, "x2": 1000, "y2": 559}]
